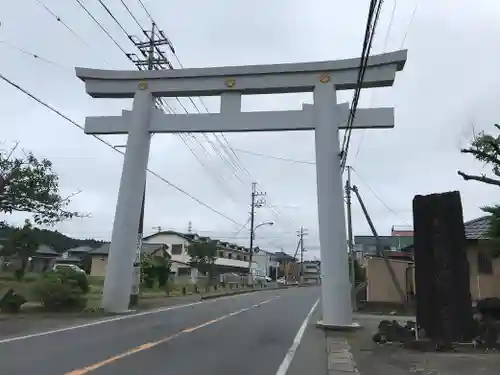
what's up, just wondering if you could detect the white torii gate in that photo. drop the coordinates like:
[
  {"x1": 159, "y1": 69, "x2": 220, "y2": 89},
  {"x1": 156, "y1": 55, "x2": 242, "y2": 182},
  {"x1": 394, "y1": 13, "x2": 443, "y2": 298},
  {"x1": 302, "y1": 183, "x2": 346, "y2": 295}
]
[{"x1": 75, "y1": 49, "x2": 407, "y2": 328}]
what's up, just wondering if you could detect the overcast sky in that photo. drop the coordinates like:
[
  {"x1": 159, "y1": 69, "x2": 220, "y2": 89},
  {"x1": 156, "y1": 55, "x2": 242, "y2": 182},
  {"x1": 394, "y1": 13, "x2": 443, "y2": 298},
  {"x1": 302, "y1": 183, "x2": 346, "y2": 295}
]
[{"x1": 1, "y1": 0, "x2": 500, "y2": 260}]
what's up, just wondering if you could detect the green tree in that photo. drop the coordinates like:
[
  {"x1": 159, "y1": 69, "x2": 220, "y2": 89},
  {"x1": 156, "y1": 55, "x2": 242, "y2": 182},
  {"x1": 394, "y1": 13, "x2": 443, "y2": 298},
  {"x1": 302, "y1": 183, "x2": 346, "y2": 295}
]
[
  {"x1": 1, "y1": 220, "x2": 39, "y2": 280},
  {"x1": 140, "y1": 250, "x2": 172, "y2": 289},
  {"x1": 458, "y1": 123, "x2": 500, "y2": 187},
  {"x1": 459, "y1": 124, "x2": 500, "y2": 256},
  {"x1": 186, "y1": 240, "x2": 217, "y2": 285},
  {"x1": 0, "y1": 146, "x2": 83, "y2": 225}
]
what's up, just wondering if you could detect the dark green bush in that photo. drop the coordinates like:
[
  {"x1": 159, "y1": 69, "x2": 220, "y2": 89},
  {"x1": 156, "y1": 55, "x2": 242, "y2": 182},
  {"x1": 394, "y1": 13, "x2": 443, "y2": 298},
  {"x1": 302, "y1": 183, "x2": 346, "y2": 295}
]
[
  {"x1": 30, "y1": 271, "x2": 88, "y2": 311},
  {"x1": 0, "y1": 289, "x2": 27, "y2": 313},
  {"x1": 57, "y1": 268, "x2": 90, "y2": 293}
]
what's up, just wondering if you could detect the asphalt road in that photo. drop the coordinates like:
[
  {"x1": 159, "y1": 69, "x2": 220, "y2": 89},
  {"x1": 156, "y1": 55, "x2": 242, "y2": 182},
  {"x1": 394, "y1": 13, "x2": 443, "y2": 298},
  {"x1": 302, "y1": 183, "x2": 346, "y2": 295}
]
[{"x1": 0, "y1": 286, "x2": 321, "y2": 375}]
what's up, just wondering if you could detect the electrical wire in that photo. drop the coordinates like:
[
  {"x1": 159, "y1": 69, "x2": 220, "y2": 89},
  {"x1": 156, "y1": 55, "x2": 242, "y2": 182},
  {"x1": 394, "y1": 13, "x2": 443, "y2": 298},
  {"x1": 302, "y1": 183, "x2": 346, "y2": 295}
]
[
  {"x1": 119, "y1": 0, "x2": 144, "y2": 30},
  {"x1": 137, "y1": 0, "x2": 154, "y2": 22},
  {"x1": 103, "y1": 3, "x2": 248, "y2": 186},
  {"x1": 340, "y1": 0, "x2": 384, "y2": 171},
  {"x1": 233, "y1": 148, "x2": 316, "y2": 165},
  {"x1": 353, "y1": 0, "x2": 398, "y2": 164},
  {"x1": 73, "y1": 0, "x2": 130, "y2": 57},
  {"x1": 351, "y1": 167, "x2": 410, "y2": 225},
  {"x1": 34, "y1": 0, "x2": 90, "y2": 47},
  {"x1": 74, "y1": 1, "x2": 245, "y2": 198},
  {"x1": 400, "y1": 0, "x2": 421, "y2": 48},
  {"x1": 96, "y1": 0, "x2": 132, "y2": 37},
  {"x1": 0, "y1": 72, "x2": 242, "y2": 226},
  {"x1": 0, "y1": 40, "x2": 65, "y2": 69}
]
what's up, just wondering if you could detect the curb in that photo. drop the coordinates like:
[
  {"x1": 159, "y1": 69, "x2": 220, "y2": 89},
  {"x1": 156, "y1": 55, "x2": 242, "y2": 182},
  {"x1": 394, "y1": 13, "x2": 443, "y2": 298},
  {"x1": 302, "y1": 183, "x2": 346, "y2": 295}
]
[{"x1": 200, "y1": 288, "x2": 265, "y2": 300}]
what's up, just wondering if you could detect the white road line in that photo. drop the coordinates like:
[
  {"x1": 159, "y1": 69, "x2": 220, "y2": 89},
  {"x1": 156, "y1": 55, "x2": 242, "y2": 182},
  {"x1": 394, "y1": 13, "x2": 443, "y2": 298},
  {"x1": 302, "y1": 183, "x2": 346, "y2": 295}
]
[
  {"x1": 0, "y1": 301, "x2": 202, "y2": 344},
  {"x1": 275, "y1": 298, "x2": 320, "y2": 375},
  {"x1": 0, "y1": 291, "x2": 283, "y2": 344}
]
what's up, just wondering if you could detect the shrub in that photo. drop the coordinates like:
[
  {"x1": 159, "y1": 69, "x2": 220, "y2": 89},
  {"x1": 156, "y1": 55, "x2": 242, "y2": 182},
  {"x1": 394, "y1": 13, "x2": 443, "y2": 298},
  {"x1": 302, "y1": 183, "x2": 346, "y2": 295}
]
[
  {"x1": 0, "y1": 289, "x2": 27, "y2": 313},
  {"x1": 57, "y1": 268, "x2": 90, "y2": 293},
  {"x1": 30, "y1": 271, "x2": 88, "y2": 312}
]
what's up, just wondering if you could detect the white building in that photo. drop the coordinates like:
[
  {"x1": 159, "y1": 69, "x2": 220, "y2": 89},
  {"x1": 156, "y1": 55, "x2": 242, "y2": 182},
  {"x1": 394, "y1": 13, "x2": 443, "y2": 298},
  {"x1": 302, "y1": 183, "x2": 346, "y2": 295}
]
[
  {"x1": 252, "y1": 248, "x2": 278, "y2": 279},
  {"x1": 142, "y1": 231, "x2": 251, "y2": 280}
]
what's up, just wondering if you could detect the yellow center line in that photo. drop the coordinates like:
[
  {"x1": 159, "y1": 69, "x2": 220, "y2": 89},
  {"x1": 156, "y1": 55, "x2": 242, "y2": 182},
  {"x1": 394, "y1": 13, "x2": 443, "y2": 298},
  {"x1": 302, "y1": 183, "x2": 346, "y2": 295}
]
[{"x1": 64, "y1": 296, "x2": 280, "y2": 375}]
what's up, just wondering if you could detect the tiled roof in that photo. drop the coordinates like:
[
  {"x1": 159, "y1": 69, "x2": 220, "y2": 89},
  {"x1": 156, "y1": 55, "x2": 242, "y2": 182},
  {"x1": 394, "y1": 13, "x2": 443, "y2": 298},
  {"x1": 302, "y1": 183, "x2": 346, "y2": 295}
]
[
  {"x1": 464, "y1": 216, "x2": 491, "y2": 240},
  {"x1": 36, "y1": 245, "x2": 59, "y2": 256},
  {"x1": 67, "y1": 246, "x2": 93, "y2": 253},
  {"x1": 144, "y1": 231, "x2": 255, "y2": 253},
  {"x1": 90, "y1": 242, "x2": 167, "y2": 256}
]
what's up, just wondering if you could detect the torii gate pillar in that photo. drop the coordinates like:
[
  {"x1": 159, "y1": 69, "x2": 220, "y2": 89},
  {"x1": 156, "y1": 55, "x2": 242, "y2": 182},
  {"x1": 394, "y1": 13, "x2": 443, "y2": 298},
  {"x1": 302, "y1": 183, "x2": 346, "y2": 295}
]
[
  {"x1": 314, "y1": 83, "x2": 352, "y2": 327},
  {"x1": 101, "y1": 89, "x2": 153, "y2": 312}
]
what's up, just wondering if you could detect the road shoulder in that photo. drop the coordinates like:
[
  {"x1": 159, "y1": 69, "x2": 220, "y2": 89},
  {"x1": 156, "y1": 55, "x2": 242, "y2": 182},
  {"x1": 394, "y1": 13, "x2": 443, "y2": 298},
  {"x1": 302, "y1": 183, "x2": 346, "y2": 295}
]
[{"x1": 285, "y1": 303, "x2": 329, "y2": 375}]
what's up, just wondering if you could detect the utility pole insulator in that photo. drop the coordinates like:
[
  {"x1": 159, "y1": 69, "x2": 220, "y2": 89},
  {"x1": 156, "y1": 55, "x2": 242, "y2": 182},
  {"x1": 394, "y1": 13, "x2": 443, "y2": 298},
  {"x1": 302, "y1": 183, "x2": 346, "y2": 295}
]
[{"x1": 128, "y1": 22, "x2": 175, "y2": 71}]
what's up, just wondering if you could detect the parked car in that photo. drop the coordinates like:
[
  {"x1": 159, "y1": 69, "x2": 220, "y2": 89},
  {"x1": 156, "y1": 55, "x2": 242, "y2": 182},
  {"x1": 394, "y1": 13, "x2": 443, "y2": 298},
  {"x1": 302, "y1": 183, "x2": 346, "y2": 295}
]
[
  {"x1": 277, "y1": 277, "x2": 286, "y2": 285},
  {"x1": 53, "y1": 264, "x2": 85, "y2": 274}
]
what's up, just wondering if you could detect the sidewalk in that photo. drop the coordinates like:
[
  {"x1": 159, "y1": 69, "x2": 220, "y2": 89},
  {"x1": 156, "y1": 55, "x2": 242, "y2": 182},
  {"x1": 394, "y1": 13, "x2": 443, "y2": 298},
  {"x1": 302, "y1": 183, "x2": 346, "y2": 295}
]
[{"x1": 347, "y1": 313, "x2": 500, "y2": 375}]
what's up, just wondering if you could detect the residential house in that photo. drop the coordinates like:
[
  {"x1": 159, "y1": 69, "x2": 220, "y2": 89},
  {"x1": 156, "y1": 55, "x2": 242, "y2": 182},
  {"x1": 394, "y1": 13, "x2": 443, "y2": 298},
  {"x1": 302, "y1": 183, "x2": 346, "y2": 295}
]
[
  {"x1": 142, "y1": 231, "x2": 251, "y2": 278},
  {"x1": 272, "y1": 251, "x2": 298, "y2": 280},
  {"x1": 27, "y1": 245, "x2": 60, "y2": 272},
  {"x1": 299, "y1": 260, "x2": 321, "y2": 284},
  {"x1": 365, "y1": 216, "x2": 500, "y2": 303},
  {"x1": 89, "y1": 242, "x2": 170, "y2": 277},
  {"x1": 55, "y1": 246, "x2": 93, "y2": 265}
]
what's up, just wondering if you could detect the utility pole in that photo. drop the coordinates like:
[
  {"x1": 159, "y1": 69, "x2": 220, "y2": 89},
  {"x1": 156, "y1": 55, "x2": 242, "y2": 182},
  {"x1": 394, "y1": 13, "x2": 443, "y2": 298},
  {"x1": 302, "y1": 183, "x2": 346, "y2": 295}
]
[
  {"x1": 248, "y1": 182, "x2": 266, "y2": 285},
  {"x1": 345, "y1": 166, "x2": 357, "y2": 311},
  {"x1": 297, "y1": 226, "x2": 308, "y2": 284},
  {"x1": 126, "y1": 22, "x2": 174, "y2": 307}
]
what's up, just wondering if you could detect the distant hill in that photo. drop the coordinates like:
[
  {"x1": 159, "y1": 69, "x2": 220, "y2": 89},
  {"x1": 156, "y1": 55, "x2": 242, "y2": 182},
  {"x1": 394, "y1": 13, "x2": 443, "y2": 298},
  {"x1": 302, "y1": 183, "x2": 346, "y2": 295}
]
[{"x1": 0, "y1": 223, "x2": 106, "y2": 253}]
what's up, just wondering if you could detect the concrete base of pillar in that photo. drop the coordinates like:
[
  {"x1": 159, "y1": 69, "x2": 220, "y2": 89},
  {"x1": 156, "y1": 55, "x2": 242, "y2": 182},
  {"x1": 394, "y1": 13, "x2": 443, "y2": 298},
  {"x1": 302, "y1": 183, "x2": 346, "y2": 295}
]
[
  {"x1": 129, "y1": 293, "x2": 139, "y2": 308},
  {"x1": 316, "y1": 320, "x2": 362, "y2": 331}
]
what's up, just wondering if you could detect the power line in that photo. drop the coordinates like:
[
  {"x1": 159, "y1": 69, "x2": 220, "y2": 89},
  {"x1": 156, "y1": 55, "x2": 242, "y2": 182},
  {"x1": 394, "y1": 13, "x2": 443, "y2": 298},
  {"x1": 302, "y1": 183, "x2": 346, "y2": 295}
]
[
  {"x1": 46, "y1": 0, "x2": 290, "y2": 232},
  {"x1": 400, "y1": 0, "x2": 421, "y2": 47},
  {"x1": 340, "y1": 0, "x2": 384, "y2": 171},
  {"x1": 96, "y1": 0, "x2": 132, "y2": 37},
  {"x1": 34, "y1": 2, "x2": 246, "y2": 204},
  {"x1": 0, "y1": 72, "x2": 242, "y2": 226},
  {"x1": 73, "y1": 0, "x2": 130, "y2": 56},
  {"x1": 0, "y1": 40, "x2": 64, "y2": 69},
  {"x1": 119, "y1": 0, "x2": 144, "y2": 30},
  {"x1": 350, "y1": 167, "x2": 410, "y2": 225},
  {"x1": 137, "y1": 0, "x2": 154, "y2": 22},
  {"x1": 233, "y1": 148, "x2": 316, "y2": 165},
  {"x1": 34, "y1": 0, "x2": 90, "y2": 47},
  {"x1": 353, "y1": 0, "x2": 398, "y2": 164}
]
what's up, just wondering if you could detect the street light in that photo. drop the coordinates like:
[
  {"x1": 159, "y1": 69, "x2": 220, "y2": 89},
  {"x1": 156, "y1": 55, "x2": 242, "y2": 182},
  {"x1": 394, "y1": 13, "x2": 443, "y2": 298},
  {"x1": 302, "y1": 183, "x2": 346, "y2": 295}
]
[{"x1": 248, "y1": 221, "x2": 274, "y2": 284}]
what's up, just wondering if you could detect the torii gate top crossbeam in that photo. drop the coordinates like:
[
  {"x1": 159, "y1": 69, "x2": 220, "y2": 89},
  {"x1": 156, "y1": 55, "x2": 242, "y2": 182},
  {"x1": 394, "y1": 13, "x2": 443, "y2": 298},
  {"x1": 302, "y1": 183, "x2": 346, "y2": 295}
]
[{"x1": 75, "y1": 50, "x2": 407, "y2": 98}]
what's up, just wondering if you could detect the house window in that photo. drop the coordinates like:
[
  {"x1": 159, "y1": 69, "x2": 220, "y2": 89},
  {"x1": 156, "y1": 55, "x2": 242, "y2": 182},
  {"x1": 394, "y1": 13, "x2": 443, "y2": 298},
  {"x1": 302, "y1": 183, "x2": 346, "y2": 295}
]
[
  {"x1": 236, "y1": 255, "x2": 242, "y2": 261},
  {"x1": 171, "y1": 244, "x2": 183, "y2": 255},
  {"x1": 228, "y1": 253, "x2": 232, "y2": 259},
  {"x1": 178, "y1": 267, "x2": 191, "y2": 276},
  {"x1": 218, "y1": 251, "x2": 224, "y2": 258},
  {"x1": 478, "y1": 249, "x2": 493, "y2": 275},
  {"x1": 244, "y1": 256, "x2": 247, "y2": 261}
]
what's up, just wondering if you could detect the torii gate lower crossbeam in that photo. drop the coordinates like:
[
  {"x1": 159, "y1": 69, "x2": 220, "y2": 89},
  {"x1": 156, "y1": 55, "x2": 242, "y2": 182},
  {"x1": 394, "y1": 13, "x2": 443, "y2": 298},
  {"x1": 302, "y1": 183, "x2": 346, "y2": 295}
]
[{"x1": 76, "y1": 50, "x2": 407, "y2": 328}]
